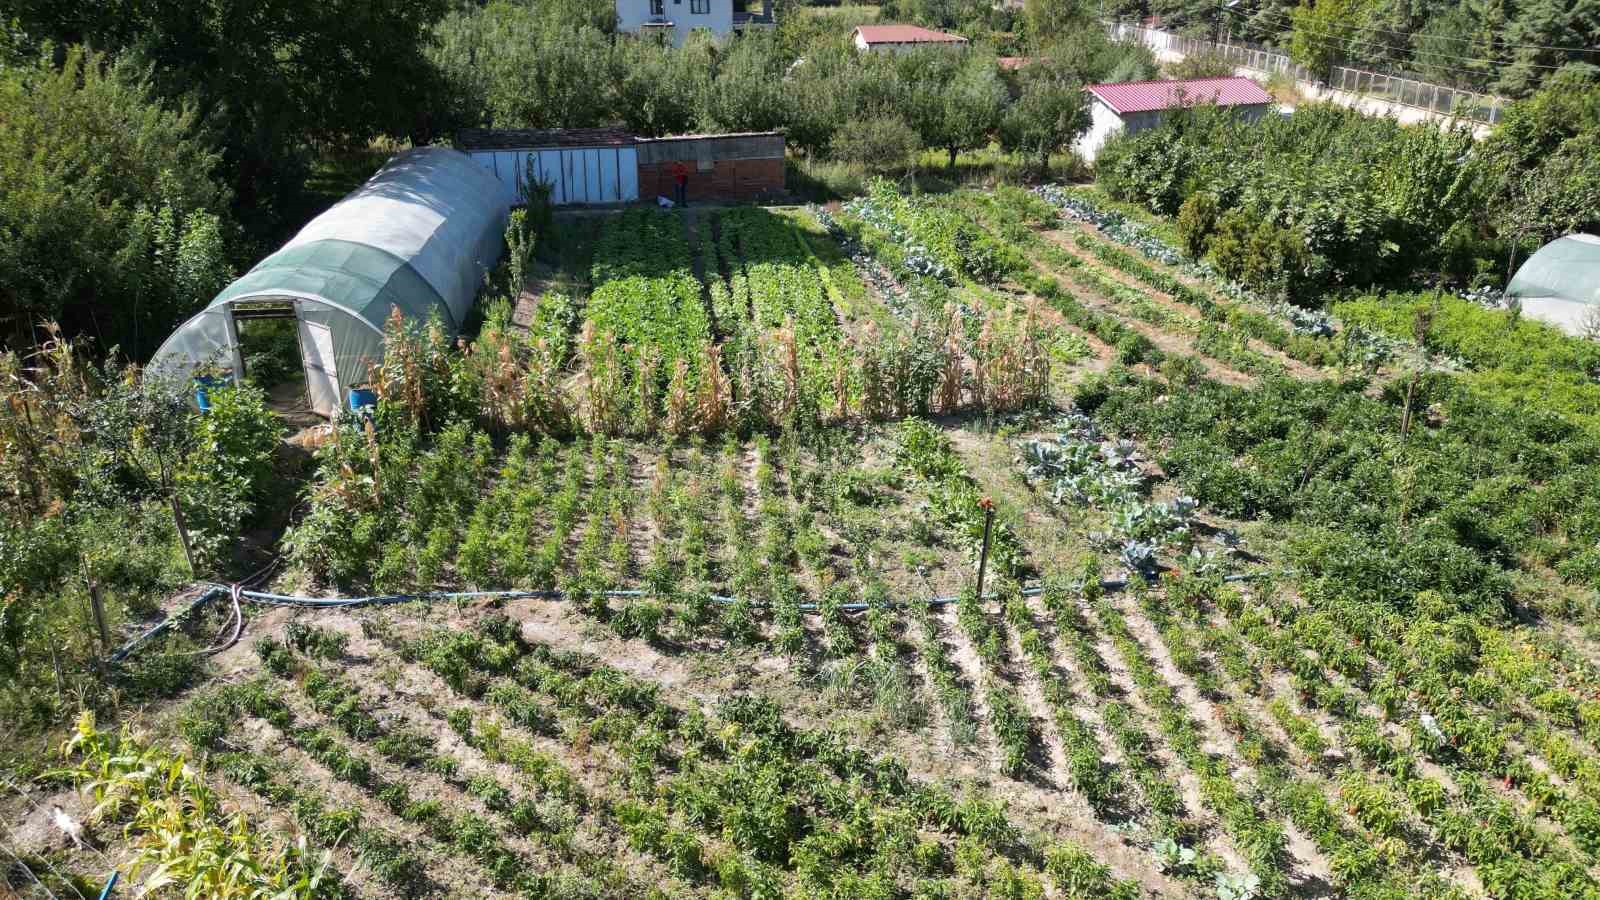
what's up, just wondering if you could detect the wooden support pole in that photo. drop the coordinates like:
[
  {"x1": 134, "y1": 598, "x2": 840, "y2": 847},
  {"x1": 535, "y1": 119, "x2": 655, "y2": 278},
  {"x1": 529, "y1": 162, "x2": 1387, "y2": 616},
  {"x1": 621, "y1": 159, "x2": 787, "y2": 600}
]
[
  {"x1": 976, "y1": 496, "x2": 995, "y2": 600},
  {"x1": 88, "y1": 580, "x2": 111, "y2": 653},
  {"x1": 169, "y1": 493, "x2": 198, "y2": 578}
]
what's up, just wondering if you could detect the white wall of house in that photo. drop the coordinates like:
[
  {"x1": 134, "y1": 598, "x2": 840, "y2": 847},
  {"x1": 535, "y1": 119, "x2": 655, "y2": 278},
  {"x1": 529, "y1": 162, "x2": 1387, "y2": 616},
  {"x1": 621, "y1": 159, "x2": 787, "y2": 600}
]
[
  {"x1": 616, "y1": 0, "x2": 731, "y2": 46},
  {"x1": 1076, "y1": 97, "x2": 1127, "y2": 163},
  {"x1": 1076, "y1": 96, "x2": 1270, "y2": 163}
]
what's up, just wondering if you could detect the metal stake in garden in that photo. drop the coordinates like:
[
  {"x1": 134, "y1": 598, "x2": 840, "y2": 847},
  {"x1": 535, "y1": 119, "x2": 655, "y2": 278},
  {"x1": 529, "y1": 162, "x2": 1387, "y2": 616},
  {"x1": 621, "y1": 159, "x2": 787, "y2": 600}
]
[{"x1": 976, "y1": 496, "x2": 995, "y2": 600}]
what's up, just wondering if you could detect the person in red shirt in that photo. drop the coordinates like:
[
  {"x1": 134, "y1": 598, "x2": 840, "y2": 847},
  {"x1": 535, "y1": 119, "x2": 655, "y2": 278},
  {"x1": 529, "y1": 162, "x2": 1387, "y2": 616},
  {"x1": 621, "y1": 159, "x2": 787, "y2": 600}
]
[{"x1": 671, "y1": 160, "x2": 689, "y2": 207}]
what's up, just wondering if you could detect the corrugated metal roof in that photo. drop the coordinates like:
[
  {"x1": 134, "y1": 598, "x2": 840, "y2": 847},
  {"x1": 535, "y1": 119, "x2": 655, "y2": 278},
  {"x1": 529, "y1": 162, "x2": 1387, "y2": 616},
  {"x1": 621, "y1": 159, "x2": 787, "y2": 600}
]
[
  {"x1": 457, "y1": 127, "x2": 636, "y2": 151},
  {"x1": 1085, "y1": 77, "x2": 1274, "y2": 115},
  {"x1": 854, "y1": 24, "x2": 967, "y2": 44},
  {"x1": 643, "y1": 131, "x2": 783, "y2": 143}
]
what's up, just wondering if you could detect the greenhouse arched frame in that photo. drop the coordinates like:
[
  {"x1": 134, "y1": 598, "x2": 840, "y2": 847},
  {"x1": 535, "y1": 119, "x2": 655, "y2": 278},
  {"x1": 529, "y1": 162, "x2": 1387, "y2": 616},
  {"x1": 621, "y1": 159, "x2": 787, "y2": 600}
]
[
  {"x1": 152, "y1": 147, "x2": 512, "y2": 417},
  {"x1": 1505, "y1": 233, "x2": 1600, "y2": 336}
]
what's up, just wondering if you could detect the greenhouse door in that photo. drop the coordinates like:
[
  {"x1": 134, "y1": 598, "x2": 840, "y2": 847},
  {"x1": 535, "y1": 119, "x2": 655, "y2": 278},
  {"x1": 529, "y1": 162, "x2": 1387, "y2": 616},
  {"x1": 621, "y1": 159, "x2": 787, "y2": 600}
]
[{"x1": 297, "y1": 317, "x2": 339, "y2": 417}]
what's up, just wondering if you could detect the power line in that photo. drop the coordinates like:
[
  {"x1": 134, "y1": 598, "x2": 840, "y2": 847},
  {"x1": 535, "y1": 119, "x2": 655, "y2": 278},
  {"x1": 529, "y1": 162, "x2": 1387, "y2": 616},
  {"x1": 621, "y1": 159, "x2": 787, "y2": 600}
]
[
  {"x1": 0, "y1": 825, "x2": 81, "y2": 900},
  {"x1": 0, "y1": 776, "x2": 118, "y2": 874},
  {"x1": 1223, "y1": 1, "x2": 1600, "y2": 56},
  {"x1": 1220, "y1": 5, "x2": 1588, "y2": 72},
  {"x1": 0, "y1": 845, "x2": 61, "y2": 900},
  {"x1": 1220, "y1": 5, "x2": 1554, "y2": 70}
]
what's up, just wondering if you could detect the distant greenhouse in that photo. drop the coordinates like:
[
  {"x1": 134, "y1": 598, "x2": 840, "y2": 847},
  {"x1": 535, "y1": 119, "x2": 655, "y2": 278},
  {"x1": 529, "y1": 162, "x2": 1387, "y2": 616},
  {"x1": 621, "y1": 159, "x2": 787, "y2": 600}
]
[
  {"x1": 152, "y1": 147, "x2": 512, "y2": 417},
  {"x1": 1506, "y1": 234, "x2": 1600, "y2": 336}
]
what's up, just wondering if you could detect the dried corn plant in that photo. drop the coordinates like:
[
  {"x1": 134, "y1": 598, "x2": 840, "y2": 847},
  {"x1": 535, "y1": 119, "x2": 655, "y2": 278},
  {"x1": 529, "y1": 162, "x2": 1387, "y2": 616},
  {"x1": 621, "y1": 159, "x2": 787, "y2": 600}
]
[
  {"x1": 937, "y1": 327, "x2": 965, "y2": 415},
  {"x1": 663, "y1": 356, "x2": 693, "y2": 435},
  {"x1": 520, "y1": 335, "x2": 574, "y2": 436},
  {"x1": 373, "y1": 307, "x2": 452, "y2": 430},
  {"x1": 579, "y1": 322, "x2": 626, "y2": 435},
  {"x1": 695, "y1": 341, "x2": 732, "y2": 434},
  {"x1": 633, "y1": 344, "x2": 660, "y2": 435},
  {"x1": 830, "y1": 354, "x2": 850, "y2": 423},
  {"x1": 975, "y1": 304, "x2": 1050, "y2": 413},
  {"x1": 765, "y1": 322, "x2": 800, "y2": 425}
]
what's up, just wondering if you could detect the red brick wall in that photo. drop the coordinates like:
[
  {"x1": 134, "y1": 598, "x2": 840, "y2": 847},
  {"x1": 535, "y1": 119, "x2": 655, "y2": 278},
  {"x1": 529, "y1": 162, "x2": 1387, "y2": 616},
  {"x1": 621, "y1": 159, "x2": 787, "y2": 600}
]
[{"x1": 638, "y1": 157, "x2": 785, "y2": 202}]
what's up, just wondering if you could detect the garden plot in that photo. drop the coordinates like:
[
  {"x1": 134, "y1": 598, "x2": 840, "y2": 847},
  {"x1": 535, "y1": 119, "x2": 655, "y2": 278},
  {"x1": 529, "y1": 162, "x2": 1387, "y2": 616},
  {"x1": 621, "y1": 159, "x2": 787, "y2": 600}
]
[{"x1": 21, "y1": 178, "x2": 1600, "y2": 900}]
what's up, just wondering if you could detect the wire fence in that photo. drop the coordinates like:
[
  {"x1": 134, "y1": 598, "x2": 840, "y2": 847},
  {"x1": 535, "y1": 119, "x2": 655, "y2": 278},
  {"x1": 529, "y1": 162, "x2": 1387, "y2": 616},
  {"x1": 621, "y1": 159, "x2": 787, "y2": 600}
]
[{"x1": 1107, "y1": 22, "x2": 1506, "y2": 125}]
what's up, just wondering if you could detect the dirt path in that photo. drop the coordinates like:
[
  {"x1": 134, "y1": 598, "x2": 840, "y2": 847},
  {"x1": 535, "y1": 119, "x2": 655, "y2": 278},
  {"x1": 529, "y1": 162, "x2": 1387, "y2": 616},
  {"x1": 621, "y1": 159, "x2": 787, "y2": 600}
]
[
  {"x1": 1020, "y1": 250, "x2": 1258, "y2": 388},
  {"x1": 930, "y1": 603, "x2": 1001, "y2": 770},
  {"x1": 1106, "y1": 592, "x2": 1337, "y2": 894},
  {"x1": 1044, "y1": 224, "x2": 1323, "y2": 381}
]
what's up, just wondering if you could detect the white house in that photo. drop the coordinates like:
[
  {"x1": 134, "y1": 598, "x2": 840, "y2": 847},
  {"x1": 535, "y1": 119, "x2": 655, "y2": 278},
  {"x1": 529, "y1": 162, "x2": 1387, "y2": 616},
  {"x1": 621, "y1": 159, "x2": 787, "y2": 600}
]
[
  {"x1": 615, "y1": 0, "x2": 771, "y2": 46},
  {"x1": 852, "y1": 25, "x2": 968, "y2": 54},
  {"x1": 1076, "y1": 76, "x2": 1274, "y2": 163}
]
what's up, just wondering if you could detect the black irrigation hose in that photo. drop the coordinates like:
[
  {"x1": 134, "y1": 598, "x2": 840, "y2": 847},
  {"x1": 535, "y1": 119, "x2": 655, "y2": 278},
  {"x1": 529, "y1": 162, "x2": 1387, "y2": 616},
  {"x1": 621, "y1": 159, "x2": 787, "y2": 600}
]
[{"x1": 104, "y1": 571, "x2": 1283, "y2": 666}]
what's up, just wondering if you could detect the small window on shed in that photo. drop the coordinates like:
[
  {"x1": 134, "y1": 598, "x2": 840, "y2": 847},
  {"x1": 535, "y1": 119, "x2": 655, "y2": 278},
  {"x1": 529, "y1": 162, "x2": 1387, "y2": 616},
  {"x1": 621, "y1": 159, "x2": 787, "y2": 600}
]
[
  {"x1": 651, "y1": 0, "x2": 664, "y2": 14},
  {"x1": 691, "y1": 0, "x2": 709, "y2": 12}
]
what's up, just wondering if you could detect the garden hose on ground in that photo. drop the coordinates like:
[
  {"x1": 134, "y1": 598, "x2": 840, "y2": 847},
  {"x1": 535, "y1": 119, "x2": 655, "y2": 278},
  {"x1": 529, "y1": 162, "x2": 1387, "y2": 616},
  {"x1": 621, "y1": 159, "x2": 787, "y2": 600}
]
[{"x1": 105, "y1": 572, "x2": 1280, "y2": 666}]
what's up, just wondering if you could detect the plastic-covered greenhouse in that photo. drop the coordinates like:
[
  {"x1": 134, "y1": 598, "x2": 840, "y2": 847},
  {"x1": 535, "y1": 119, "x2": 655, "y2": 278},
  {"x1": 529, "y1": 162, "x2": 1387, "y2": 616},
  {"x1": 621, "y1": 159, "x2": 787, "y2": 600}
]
[
  {"x1": 1506, "y1": 233, "x2": 1600, "y2": 335},
  {"x1": 152, "y1": 147, "x2": 511, "y2": 416}
]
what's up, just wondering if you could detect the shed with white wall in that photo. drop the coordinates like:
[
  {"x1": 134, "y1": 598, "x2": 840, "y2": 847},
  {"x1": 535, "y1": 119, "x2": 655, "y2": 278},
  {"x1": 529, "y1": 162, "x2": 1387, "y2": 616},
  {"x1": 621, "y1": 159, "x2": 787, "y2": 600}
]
[
  {"x1": 1076, "y1": 77, "x2": 1274, "y2": 163},
  {"x1": 459, "y1": 128, "x2": 640, "y2": 206},
  {"x1": 852, "y1": 25, "x2": 968, "y2": 54}
]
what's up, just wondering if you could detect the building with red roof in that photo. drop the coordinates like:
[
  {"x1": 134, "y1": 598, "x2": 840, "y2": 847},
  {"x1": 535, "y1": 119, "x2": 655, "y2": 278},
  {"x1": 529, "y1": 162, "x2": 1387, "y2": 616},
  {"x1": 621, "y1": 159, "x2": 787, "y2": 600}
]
[
  {"x1": 853, "y1": 25, "x2": 969, "y2": 53},
  {"x1": 1077, "y1": 76, "x2": 1274, "y2": 162}
]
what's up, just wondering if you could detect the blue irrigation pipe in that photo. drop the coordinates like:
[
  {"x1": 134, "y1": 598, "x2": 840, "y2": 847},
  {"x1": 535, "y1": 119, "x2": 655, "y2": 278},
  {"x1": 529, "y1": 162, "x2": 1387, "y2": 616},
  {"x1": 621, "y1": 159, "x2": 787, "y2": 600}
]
[
  {"x1": 105, "y1": 587, "x2": 227, "y2": 664},
  {"x1": 106, "y1": 571, "x2": 1285, "y2": 665},
  {"x1": 98, "y1": 872, "x2": 119, "y2": 900}
]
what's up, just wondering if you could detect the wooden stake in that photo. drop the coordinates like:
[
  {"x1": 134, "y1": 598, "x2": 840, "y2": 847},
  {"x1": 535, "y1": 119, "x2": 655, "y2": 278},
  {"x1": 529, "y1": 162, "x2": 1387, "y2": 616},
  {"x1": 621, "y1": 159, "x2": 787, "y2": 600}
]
[
  {"x1": 976, "y1": 497, "x2": 996, "y2": 600},
  {"x1": 88, "y1": 580, "x2": 111, "y2": 653},
  {"x1": 170, "y1": 493, "x2": 198, "y2": 577}
]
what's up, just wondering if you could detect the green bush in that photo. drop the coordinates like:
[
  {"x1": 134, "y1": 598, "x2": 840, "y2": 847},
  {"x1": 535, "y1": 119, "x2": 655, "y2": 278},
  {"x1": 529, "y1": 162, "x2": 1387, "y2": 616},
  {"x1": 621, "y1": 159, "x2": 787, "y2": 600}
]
[
  {"x1": 1207, "y1": 211, "x2": 1318, "y2": 304},
  {"x1": 832, "y1": 113, "x2": 921, "y2": 175},
  {"x1": 1176, "y1": 192, "x2": 1219, "y2": 259}
]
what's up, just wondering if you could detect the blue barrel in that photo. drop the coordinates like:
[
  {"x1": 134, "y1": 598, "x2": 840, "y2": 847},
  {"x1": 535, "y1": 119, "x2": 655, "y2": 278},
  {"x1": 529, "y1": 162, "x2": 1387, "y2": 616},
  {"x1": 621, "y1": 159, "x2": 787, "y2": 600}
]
[
  {"x1": 348, "y1": 387, "x2": 377, "y2": 412},
  {"x1": 194, "y1": 375, "x2": 224, "y2": 412}
]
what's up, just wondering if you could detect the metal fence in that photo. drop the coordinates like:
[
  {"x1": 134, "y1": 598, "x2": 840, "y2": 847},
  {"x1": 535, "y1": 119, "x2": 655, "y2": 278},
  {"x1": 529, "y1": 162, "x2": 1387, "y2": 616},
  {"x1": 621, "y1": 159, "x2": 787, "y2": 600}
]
[{"x1": 1108, "y1": 22, "x2": 1505, "y2": 125}]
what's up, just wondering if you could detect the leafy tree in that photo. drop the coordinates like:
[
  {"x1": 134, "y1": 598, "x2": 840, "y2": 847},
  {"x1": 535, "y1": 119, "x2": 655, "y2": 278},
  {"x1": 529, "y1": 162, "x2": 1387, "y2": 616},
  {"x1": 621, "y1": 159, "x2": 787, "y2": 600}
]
[
  {"x1": 1208, "y1": 210, "x2": 1319, "y2": 301},
  {"x1": 1410, "y1": 4, "x2": 1481, "y2": 88},
  {"x1": 832, "y1": 113, "x2": 924, "y2": 174},
  {"x1": 785, "y1": 45, "x2": 879, "y2": 156},
  {"x1": 1022, "y1": 0, "x2": 1093, "y2": 49},
  {"x1": 1289, "y1": 0, "x2": 1367, "y2": 80},
  {"x1": 699, "y1": 32, "x2": 792, "y2": 134},
  {"x1": 898, "y1": 50, "x2": 1009, "y2": 167},
  {"x1": 616, "y1": 35, "x2": 714, "y2": 137},
  {"x1": 1000, "y1": 71, "x2": 1090, "y2": 171},
  {"x1": 1035, "y1": 28, "x2": 1160, "y2": 84},
  {"x1": 1166, "y1": 48, "x2": 1238, "y2": 79},
  {"x1": 431, "y1": 7, "x2": 619, "y2": 130},
  {"x1": 15, "y1": 0, "x2": 451, "y2": 228},
  {"x1": 1495, "y1": 0, "x2": 1600, "y2": 98},
  {"x1": 1483, "y1": 73, "x2": 1600, "y2": 243},
  {"x1": 0, "y1": 47, "x2": 233, "y2": 355}
]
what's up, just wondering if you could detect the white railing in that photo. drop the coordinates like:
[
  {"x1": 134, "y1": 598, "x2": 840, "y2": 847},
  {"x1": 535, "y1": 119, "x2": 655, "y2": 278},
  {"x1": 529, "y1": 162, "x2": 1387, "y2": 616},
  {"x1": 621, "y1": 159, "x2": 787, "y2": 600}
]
[{"x1": 1108, "y1": 22, "x2": 1506, "y2": 125}]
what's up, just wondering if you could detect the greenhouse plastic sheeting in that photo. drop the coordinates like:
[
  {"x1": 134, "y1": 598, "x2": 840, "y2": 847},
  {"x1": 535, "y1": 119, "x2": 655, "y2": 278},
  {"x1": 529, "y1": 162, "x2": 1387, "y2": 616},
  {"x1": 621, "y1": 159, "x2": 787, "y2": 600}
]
[
  {"x1": 1506, "y1": 233, "x2": 1600, "y2": 336},
  {"x1": 151, "y1": 147, "x2": 512, "y2": 415}
]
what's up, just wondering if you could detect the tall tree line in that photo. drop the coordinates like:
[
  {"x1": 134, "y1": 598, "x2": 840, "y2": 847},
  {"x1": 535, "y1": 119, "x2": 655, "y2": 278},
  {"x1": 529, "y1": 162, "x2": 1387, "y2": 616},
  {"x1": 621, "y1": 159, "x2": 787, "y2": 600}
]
[{"x1": 1106, "y1": 0, "x2": 1600, "y2": 96}]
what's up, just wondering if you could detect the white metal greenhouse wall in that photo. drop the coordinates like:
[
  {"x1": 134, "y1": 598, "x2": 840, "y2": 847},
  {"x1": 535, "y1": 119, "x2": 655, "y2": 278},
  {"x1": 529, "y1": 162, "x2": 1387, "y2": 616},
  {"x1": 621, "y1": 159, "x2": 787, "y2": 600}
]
[
  {"x1": 457, "y1": 128, "x2": 640, "y2": 206},
  {"x1": 150, "y1": 147, "x2": 512, "y2": 417},
  {"x1": 471, "y1": 146, "x2": 639, "y2": 206}
]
